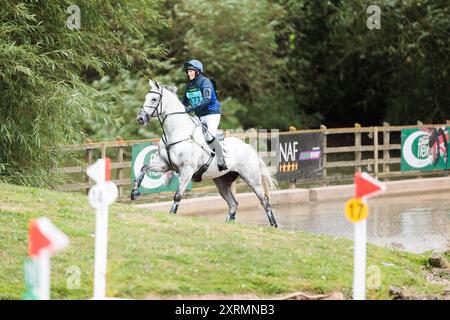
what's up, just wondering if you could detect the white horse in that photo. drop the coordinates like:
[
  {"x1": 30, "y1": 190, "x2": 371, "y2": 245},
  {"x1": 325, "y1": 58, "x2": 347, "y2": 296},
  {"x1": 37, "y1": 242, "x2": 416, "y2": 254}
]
[{"x1": 131, "y1": 79, "x2": 278, "y2": 227}]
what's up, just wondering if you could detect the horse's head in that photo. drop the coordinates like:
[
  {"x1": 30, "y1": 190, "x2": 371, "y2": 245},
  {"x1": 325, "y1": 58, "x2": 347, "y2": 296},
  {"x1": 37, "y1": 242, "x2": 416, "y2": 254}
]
[{"x1": 136, "y1": 79, "x2": 163, "y2": 126}]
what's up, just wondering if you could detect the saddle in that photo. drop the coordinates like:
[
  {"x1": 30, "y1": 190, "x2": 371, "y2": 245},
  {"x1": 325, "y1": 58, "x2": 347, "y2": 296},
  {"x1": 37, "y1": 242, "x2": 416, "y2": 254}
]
[{"x1": 191, "y1": 129, "x2": 225, "y2": 182}]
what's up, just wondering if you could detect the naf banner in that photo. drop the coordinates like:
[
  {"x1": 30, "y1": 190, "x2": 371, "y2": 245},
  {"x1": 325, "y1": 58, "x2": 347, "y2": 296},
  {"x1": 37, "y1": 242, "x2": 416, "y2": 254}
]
[
  {"x1": 401, "y1": 127, "x2": 449, "y2": 171},
  {"x1": 275, "y1": 132, "x2": 323, "y2": 181},
  {"x1": 131, "y1": 142, "x2": 192, "y2": 195}
]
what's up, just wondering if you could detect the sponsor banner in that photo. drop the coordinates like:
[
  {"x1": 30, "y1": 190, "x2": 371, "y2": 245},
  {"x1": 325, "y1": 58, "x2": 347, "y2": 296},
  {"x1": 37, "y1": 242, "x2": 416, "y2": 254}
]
[
  {"x1": 401, "y1": 127, "x2": 449, "y2": 171},
  {"x1": 276, "y1": 132, "x2": 323, "y2": 181},
  {"x1": 131, "y1": 142, "x2": 192, "y2": 194}
]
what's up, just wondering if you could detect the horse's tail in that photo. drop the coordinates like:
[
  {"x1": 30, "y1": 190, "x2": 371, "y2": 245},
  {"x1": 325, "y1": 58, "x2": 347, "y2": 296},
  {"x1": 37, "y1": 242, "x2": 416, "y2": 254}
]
[{"x1": 259, "y1": 156, "x2": 278, "y2": 197}]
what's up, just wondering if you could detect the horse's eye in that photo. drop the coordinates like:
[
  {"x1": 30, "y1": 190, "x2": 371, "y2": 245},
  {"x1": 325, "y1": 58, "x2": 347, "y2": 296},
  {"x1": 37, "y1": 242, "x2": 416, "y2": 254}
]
[{"x1": 152, "y1": 98, "x2": 157, "y2": 102}]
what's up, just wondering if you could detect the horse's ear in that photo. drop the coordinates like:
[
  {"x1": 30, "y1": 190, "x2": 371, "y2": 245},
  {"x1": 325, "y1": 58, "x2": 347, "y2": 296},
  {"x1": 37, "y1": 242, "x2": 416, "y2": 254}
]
[{"x1": 149, "y1": 78, "x2": 160, "y2": 90}]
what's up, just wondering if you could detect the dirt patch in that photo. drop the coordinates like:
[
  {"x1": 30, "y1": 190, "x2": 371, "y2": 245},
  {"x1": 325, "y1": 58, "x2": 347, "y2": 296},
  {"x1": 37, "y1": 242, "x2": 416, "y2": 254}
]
[
  {"x1": 146, "y1": 293, "x2": 262, "y2": 300},
  {"x1": 389, "y1": 252, "x2": 450, "y2": 300},
  {"x1": 146, "y1": 291, "x2": 345, "y2": 300}
]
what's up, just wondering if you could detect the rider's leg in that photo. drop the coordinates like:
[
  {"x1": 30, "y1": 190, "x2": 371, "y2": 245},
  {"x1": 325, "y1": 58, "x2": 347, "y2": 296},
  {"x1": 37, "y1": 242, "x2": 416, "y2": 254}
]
[{"x1": 200, "y1": 114, "x2": 228, "y2": 171}]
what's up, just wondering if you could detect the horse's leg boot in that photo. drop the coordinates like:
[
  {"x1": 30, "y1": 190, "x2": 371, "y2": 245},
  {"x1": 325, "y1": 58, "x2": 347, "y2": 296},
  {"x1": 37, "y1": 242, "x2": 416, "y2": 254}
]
[{"x1": 192, "y1": 163, "x2": 209, "y2": 182}]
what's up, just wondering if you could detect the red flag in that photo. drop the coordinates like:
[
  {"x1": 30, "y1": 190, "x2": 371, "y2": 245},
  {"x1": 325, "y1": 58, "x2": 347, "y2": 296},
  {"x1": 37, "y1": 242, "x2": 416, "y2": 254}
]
[
  {"x1": 29, "y1": 220, "x2": 51, "y2": 257},
  {"x1": 105, "y1": 157, "x2": 111, "y2": 181},
  {"x1": 86, "y1": 157, "x2": 111, "y2": 183},
  {"x1": 28, "y1": 218, "x2": 69, "y2": 258},
  {"x1": 354, "y1": 172, "x2": 386, "y2": 199}
]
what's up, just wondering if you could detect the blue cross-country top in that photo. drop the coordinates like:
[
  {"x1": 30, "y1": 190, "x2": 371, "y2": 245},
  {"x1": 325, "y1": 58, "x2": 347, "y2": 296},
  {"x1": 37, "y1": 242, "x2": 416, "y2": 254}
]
[{"x1": 181, "y1": 74, "x2": 221, "y2": 117}]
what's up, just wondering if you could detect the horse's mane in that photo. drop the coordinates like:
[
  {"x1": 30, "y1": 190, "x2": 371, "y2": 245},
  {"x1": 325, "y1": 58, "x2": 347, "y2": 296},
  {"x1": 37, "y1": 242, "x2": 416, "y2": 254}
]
[
  {"x1": 161, "y1": 84, "x2": 178, "y2": 95},
  {"x1": 157, "y1": 82, "x2": 188, "y2": 114}
]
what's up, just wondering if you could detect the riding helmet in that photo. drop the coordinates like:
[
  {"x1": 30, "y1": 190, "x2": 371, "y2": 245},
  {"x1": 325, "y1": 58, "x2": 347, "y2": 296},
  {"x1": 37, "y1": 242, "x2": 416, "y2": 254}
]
[{"x1": 183, "y1": 59, "x2": 204, "y2": 74}]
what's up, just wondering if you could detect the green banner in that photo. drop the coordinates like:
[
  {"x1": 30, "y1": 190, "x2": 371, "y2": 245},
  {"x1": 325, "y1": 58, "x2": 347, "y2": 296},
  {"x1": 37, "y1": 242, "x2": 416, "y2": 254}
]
[
  {"x1": 401, "y1": 127, "x2": 449, "y2": 171},
  {"x1": 131, "y1": 142, "x2": 191, "y2": 194}
]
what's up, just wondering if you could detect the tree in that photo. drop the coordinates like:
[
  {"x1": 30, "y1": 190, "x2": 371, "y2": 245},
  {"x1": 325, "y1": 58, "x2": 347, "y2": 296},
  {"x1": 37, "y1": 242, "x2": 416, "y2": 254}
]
[
  {"x1": 154, "y1": 0, "x2": 287, "y2": 130},
  {"x1": 0, "y1": 0, "x2": 166, "y2": 186},
  {"x1": 275, "y1": 0, "x2": 450, "y2": 127}
]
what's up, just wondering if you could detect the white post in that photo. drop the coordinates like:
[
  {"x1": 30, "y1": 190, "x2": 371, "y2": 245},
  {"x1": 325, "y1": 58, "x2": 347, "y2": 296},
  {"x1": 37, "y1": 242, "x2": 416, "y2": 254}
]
[
  {"x1": 353, "y1": 219, "x2": 367, "y2": 300},
  {"x1": 87, "y1": 157, "x2": 118, "y2": 300},
  {"x1": 93, "y1": 203, "x2": 109, "y2": 299},
  {"x1": 38, "y1": 249, "x2": 51, "y2": 300}
]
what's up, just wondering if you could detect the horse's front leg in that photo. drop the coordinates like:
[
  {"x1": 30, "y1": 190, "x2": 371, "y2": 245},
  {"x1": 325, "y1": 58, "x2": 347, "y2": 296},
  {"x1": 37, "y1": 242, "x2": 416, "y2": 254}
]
[
  {"x1": 170, "y1": 167, "x2": 195, "y2": 214},
  {"x1": 130, "y1": 156, "x2": 170, "y2": 200}
]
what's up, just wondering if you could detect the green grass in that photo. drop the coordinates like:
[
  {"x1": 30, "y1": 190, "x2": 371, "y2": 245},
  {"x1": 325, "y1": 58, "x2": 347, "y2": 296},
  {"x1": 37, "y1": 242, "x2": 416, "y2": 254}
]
[{"x1": 0, "y1": 182, "x2": 446, "y2": 300}]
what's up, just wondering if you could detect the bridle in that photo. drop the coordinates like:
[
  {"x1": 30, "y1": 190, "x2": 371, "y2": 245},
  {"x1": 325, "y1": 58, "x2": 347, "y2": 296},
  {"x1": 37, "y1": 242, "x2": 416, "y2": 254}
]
[{"x1": 140, "y1": 86, "x2": 211, "y2": 172}]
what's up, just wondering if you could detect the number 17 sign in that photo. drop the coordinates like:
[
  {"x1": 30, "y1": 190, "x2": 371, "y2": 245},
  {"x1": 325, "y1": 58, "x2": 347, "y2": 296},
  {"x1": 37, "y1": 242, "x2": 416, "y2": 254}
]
[{"x1": 345, "y1": 172, "x2": 386, "y2": 300}]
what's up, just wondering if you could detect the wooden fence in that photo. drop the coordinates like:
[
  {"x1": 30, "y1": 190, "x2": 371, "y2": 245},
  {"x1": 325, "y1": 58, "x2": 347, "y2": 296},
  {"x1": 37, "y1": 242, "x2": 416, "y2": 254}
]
[{"x1": 57, "y1": 121, "x2": 450, "y2": 199}]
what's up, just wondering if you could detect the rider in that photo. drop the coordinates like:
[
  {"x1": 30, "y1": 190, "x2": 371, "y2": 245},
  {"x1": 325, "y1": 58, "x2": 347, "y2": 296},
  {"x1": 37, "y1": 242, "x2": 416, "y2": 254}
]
[{"x1": 181, "y1": 59, "x2": 228, "y2": 171}]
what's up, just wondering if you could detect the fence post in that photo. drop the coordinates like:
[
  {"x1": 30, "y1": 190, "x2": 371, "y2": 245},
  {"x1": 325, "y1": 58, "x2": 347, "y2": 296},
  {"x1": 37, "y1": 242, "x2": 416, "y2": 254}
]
[
  {"x1": 288, "y1": 126, "x2": 297, "y2": 188},
  {"x1": 382, "y1": 122, "x2": 390, "y2": 177},
  {"x1": 355, "y1": 123, "x2": 362, "y2": 173},
  {"x1": 373, "y1": 126, "x2": 379, "y2": 177},
  {"x1": 417, "y1": 120, "x2": 423, "y2": 126},
  {"x1": 116, "y1": 144, "x2": 124, "y2": 197},
  {"x1": 320, "y1": 125, "x2": 327, "y2": 180},
  {"x1": 85, "y1": 148, "x2": 93, "y2": 195},
  {"x1": 101, "y1": 143, "x2": 106, "y2": 159}
]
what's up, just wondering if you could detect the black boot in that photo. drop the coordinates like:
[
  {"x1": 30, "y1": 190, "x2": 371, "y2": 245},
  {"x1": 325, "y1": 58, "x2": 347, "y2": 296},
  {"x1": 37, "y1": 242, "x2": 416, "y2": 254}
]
[
  {"x1": 208, "y1": 138, "x2": 228, "y2": 171},
  {"x1": 218, "y1": 163, "x2": 228, "y2": 171}
]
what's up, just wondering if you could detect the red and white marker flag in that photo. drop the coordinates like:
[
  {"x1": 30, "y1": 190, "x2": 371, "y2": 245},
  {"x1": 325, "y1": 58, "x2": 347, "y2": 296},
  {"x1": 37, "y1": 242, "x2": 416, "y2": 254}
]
[
  {"x1": 29, "y1": 218, "x2": 69, "y2": 258},
  {"x1": 351, "y1": 172, "x2": 386, "y2": 300},
  {"x1": 87, "y1": 157, "x2": 118, "y2": 299},
  {"x1": 24, "y1": 218, "x2": 69, "y2": 300},
  {"x1": 354, "y1": 172, "x2": 386, "y2": 200},
  {"x1": 86, "y1": 157, "x2": 111, "y2": 184}
]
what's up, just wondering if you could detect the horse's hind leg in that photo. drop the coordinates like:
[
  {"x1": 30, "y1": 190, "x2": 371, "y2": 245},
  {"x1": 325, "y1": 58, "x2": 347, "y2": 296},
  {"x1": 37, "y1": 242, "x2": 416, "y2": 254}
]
[
  {"x1": 239, "y1": 172, "x2": 278, "y2": 228},
  {"x1": 213, "y1": 172, "x2": 239, "y2": 222}
]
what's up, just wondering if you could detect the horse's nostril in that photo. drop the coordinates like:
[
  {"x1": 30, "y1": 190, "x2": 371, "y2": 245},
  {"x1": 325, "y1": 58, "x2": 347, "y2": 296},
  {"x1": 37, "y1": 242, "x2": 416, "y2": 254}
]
[{"x1": 137, "y1": 116, "x2": 147, "y2": 125}]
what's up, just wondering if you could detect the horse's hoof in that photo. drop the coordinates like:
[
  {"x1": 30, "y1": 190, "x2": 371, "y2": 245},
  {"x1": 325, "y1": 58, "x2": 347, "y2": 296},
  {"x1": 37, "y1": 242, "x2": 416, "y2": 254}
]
[
  {"x1": 130, "y1": 189, "x2": 141, "y2": 200},
  {"x1": 269, "y1": 217, "x2": 278, "y2": 228},
  {"x1": 226, "y1": 212, "x2": 236, "y2": 222},
  {"x1": 170, "y1": 204, "x2": 179, "y2": 214}
]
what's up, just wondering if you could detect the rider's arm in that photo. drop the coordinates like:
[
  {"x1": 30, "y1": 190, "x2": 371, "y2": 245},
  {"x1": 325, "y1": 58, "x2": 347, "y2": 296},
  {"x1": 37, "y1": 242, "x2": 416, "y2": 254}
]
[
  {"x1": 181, "y1": 92, "x2": 190, "y2": 107},
  {"x1": 186, "y1": 79, "x2": 213, "y2": 113}
]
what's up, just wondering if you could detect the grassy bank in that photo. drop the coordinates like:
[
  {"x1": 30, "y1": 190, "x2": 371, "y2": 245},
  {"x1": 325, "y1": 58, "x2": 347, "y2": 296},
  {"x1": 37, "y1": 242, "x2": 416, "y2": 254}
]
[{"x1": 0, "y1": 182, "x2": 447, "y2": 299}]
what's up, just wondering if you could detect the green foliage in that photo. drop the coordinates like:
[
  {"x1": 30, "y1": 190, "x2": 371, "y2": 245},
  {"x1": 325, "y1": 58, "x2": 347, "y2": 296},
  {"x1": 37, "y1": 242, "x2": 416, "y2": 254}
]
[
  {"x1": 276, "y1": 0, "x2": 450, "y2": 127},
  {"x1": 0, "y1": 0, "x2": 165, "y2": 186},
  {"x1": 153, "y1": 0, "x2": 287, "y2": 130},
  {"x1": 86, "y1": 72, "x2": 162, "y2": 141},
  {"x1": 2, "y1": 0, "x2": 449, "y2": 187}
]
